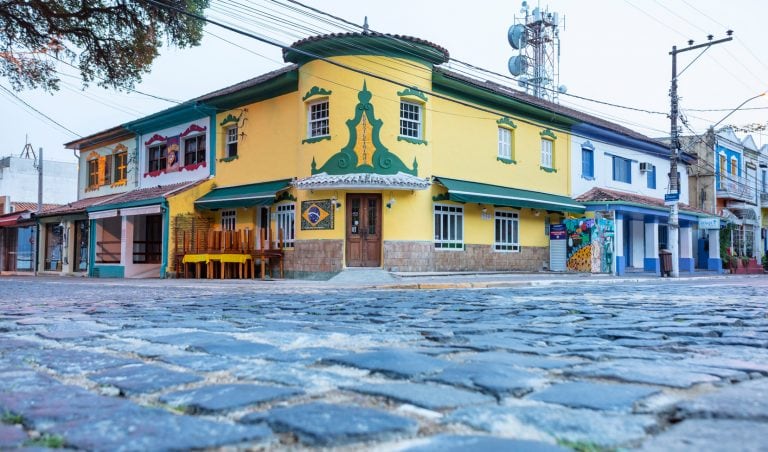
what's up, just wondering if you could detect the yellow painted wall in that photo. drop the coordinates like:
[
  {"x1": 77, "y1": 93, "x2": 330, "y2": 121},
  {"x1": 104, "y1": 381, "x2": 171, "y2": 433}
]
[
  {"x1": 165, "y1": 179, "x2": 214, "y2": 272},
  {"x1": 214, "y1": 92, "x2": 300, "y2": 187}
]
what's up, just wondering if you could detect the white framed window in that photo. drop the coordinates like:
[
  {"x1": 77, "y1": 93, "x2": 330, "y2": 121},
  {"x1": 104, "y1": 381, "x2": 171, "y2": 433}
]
[
  {"x1": 226, "y1": 126, "x2": 238, "y2": 158},
  {"x1": 307, "y1": 100, "x2": 329, "y2": 138},
  {"x1": 275, "y1": 203, "x2": 295, "y2": 248},
  {"x1": 221, "y1": 210, "x2": 236, "y2": 231},
  {"x1": 434, "y1": 204, "x2": 464, "y2": 250},
  {"x1": 494, "y1": 210, "x2": 520, "y2": 252},
  {"x1": 183, "y1": 134, "x2": 206, "y2": 166},
  {"x1": 498, "y1": 127, "x2": 512, "y2": 160},
  {"x1": 541, "y1": 138, "x2": 553, "y2": 168},
  {"x1": 399, "y1": 101, "x2": 422, "y2": 139}
]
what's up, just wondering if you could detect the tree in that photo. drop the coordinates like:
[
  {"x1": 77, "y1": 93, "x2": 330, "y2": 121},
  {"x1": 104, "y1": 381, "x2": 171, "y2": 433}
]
[{"x1": 0, "y1": 0, "x2": 209, "y2": 92}]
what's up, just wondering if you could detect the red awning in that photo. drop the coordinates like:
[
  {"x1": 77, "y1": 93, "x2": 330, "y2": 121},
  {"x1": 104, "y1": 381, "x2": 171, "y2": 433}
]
[{"x1": 0, "y1": 214, "x2": 23, "y2": 227}]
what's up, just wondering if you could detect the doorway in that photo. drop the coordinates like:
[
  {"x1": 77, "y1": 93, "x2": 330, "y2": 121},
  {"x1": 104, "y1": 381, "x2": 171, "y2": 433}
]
[{"x1": 346, "y1": 193, "x2": 382, "y2": 267}]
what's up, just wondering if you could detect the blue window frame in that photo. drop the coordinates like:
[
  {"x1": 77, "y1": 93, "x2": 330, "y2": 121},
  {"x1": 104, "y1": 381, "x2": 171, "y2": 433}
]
[
  {"x1": 581, "y1": 147, "x2": 594, "y2": 178},
  {"x1": 612, "y1": 156, "x2": 631, "y2": 183},
  {"x1": 647, "y1": 164, "x2": 656, "y2": 189}
]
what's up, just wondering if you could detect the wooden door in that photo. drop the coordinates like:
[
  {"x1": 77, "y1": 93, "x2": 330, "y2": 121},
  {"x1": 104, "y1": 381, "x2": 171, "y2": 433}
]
[{"x1": 346, "y1": 194, "x2": 382, "y2": 267}]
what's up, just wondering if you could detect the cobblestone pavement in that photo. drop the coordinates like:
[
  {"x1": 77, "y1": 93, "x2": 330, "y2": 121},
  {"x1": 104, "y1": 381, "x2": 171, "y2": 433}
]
[{"x1": 0, "y1": 276, "x2": 767, "y2": 451}]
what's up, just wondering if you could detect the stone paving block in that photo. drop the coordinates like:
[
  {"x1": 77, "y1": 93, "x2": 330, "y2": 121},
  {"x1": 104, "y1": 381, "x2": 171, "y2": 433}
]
[
  {"x1": 527, "y1": 381, "x2": 659, "y2": 411},
  {"x1": 466, "y1": 351, "x2": 581, "y2": 370},
  {"x1": 89, "y1": 364, "x2": 201, "y2": 395},
  {"x1": 637, "y1": 419, "x2": 768, "y2": 452},
  {"x1": 403, "y1": 434, "x2": 569, "y2": 452},
  {"x1": 684, "y1": 357, "x2": 768, "y2": 376},
  {"x1": 159, "y1": 354, "x2": 235, "y2": 372},
  {"x1": 675, "y1": 378, "x2": 768, "y2": 421},
  {"x1": 159, "y1": 384, "x2": 302, "y2": 413},
  {"x1": 0, "y1": 338, "x2": 38, "y2": 353},
  {"x1": 262, "y1": 402, "x2": 417, "y2": 446},
  {"x1": 31, "y1": 349, "x2": 140, "y2": 375},
  {"x1": 37, "y1": 329, "x2": 103, "y2": 341},
  {"x1": 565, "y1": 360, "x2": 721, "y2": 388},
  {"x1": 648, "y1": 327, "x2": 720, "y2": 337},
  {"x1": 348, "y1": 382, "x2": 494, "y2": 410},
  {"x1": 427, "y1": 362, "x2": 543, "y2": 397},
  {"x1": 448, "y1": 403, "x2": 657, "y2": 447},
  {"x1": 0, "y1": 424, "x2": 27, "y2": 449},
  {"x1": 0, "y1": 368, "x2": 59, "y2": 393},
  {"x1": 259, "y1": 346, "x2": 346, "y2": 364},
  {"x1": 325, "y1": 349, "x2": 449, "y2": 378},
  {"x1": 47, "y1": 406, "x2": 273, "y2": 451}
]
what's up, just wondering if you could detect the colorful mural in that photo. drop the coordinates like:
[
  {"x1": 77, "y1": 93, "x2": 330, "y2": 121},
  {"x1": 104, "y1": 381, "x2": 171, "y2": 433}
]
[{"x1": 565, "y1": 218, "x2": 614, "y2": 273}]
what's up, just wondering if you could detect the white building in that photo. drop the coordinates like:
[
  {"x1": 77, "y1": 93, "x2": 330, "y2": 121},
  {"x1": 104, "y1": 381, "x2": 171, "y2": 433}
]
[{"x1": 0, "y1": 155, "x2": 77, "y2": 212}]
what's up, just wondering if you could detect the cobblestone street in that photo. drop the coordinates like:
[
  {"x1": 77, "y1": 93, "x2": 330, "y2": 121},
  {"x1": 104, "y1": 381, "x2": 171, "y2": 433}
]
[{"x1": 1, "y1": 276, "x2": 767, "y2": 451}]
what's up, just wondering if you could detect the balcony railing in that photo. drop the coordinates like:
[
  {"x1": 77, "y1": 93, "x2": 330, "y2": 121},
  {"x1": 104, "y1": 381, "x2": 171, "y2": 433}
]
[{"x1": 718, "y1": 175, "x2": 754, "y2": 201}]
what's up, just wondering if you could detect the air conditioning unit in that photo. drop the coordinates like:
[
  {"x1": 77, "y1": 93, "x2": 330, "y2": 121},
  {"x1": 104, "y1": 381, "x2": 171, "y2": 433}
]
[{"x1": 639, "y1": 162, "x2": 653, "y2": 172}]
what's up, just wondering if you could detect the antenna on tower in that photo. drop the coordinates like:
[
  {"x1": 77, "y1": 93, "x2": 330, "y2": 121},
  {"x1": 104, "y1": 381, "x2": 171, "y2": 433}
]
[
  {"x1": 507, "y1": 2, "x2": 566, "y2": 102},
  {"x1": 20, "y1": 134, "x2": 36, "y2": 160},
  {"x1": 363, "y1": 16, "x2": 370, "y2": 34}
]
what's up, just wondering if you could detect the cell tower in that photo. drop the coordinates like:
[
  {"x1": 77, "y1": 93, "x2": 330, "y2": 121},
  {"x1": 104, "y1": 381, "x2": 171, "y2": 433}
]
[{"x1": 507, "y1": 1, "x2": 566, "y2": 102}]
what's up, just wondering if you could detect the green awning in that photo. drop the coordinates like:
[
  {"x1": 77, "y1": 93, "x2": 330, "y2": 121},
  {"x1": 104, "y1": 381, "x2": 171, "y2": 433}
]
[
  {"x1": 195, "y1": 179, "x2": 292, "y2": 210},
  {"x1": 434, "y1": 176, "x2": 585, "y2": 213}
]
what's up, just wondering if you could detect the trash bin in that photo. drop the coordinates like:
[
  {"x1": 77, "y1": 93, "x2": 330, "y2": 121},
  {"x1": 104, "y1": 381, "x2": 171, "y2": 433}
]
[{"x1": 659, "y1": 249, "x2": 672, "y2": 277}]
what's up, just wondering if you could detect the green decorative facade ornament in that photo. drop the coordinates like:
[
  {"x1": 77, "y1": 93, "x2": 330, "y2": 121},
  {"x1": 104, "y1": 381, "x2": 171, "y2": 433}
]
[
  {"x1": 540, "y1": 128, "x2": 557, "y2": 140},
  {"x1": 397, "y1": 87, "x2": 428, "y2": 102},
  {"x1": 219, "y1": 113, "x2": 240, "y2": 127},
  {"x1": 497, "y1": 117, "x2": 517, "y2": 129},
  {"x1": 302, "y1": 86, "x2": 333, "y2": 101},
  {"x1": 312, "y1": 81, "x2": 418, "y2": 176}
]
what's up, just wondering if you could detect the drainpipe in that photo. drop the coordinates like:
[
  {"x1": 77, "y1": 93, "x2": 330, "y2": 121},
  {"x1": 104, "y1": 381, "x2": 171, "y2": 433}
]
[{"x1": 160, "y1": 200, "x2": 170, "y2": 279}]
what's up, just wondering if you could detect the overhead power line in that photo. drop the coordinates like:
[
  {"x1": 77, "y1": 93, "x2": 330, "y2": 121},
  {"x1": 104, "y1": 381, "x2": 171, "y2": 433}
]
[{"x1": 0, "y1": 84, "x2": 80, "y2": 137}]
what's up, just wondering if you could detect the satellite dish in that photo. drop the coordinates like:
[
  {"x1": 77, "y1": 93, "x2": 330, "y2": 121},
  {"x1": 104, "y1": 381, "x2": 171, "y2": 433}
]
[
  {"x1": 518, "y1": 76, "x2": 529, "y2": 88},
  {"x1": 507, "y1": 24, "x2": 527, "y2": 49},
  {"x1": 508, "y1": 55, "x2": 527, "y2": 76}
]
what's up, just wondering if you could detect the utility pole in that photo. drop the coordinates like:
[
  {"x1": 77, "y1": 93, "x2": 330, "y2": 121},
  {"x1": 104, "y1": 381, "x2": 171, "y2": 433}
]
[
  {"x1": 34, "y1": 147, "x2": 43, "y2": 275},
  {"x1": 668, "y1": 32, "x2": 732, "y2": 277}
]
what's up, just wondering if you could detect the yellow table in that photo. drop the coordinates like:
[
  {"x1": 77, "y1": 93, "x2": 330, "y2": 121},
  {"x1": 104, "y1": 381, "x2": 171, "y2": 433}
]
[{"x1": 182, "y1": 253, "x2": 251, "y2": 278}]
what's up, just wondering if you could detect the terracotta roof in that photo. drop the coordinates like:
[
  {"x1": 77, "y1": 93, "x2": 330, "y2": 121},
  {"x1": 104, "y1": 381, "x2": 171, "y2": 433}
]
[
  {"x1": 94, "y1": 180, "x2": 206, "y2": 208},
  {"x1": 286, "y1": 32, "x2": 450, "y2": 61},
  {"x1": 436, "y1": 68, "x2": 668, "y2": 150},
  {"x1": 575, "y1": 187, "x2": 711, "y2": 216},
  {"x1": 11, "y1": 202, "x2": 61, "y2": 213},
  {"x1": 35, "y1": 193, "x2": 122, "y2": 217}
]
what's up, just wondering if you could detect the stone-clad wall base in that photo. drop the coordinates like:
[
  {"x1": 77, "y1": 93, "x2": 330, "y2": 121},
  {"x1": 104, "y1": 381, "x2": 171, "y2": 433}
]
[
  {"x1": 284, "y1": 240, "x2": 344, "y2": 276},
  {"x1": 383, "y1": 241, "x2": 548, "y2": 272}
]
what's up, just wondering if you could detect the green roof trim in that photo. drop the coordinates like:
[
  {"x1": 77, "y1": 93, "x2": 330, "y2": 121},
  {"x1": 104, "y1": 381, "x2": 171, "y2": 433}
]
[
  {"x1": 88, "y1": 197, "x2": 166, "y2": 213},
  {"x1": 195, "y1": 179, "x2": 291, "y2": 209},
  {"x1": 284, "y1": 34, "x2": 449, "y2": 67},
  {"x1": 204, "y1": 69, "x2": 299, "y2": 111},
  {"x1": 302, "y1": 86, "x2": 332, "y2": 101},
  {"x1": 397, "y1": 87, "x2": 428, "y2": 102},
  {"x1": 432, "y1": 71, "x2": 577, "y2": 131},
  {"x1": 194, "y1": 179, "x2": 292, "y2": 210},
  {"x1": 123, "y1": 103, "x2": 215, "y2": 135},
  {"x1": 434, "y1": 176, "x2": 584, "y2": 213},
  {"x1": 497, "y1": 117, "x2": 517, "y2": 129}
]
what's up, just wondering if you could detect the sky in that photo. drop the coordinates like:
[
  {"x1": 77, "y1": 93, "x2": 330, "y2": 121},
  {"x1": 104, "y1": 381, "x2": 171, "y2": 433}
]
[{"x1": 2, "y1": 0, "x2": 767, "y2": 164}]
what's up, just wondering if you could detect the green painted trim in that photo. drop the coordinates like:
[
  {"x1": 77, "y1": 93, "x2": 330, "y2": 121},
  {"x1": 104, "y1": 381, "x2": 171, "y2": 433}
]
[
  {"x1": 88, "y1": 197, "x2": 165, "y2": 213},
  {"x1": 302, "y1": 135, "x2": 331, "y2": 145},
  {"x1": 432, "y1": 193, "x2": 451, "y2": 202},
  {"x1": 161, "y1": 200, "x2": 169, "y2": 279},
  {"x1": 91, "y1": 265, "x2": 125, "y2": 278},
  {"x1": 539, "y1": 166, "x2": 557, "y2": 173},
  {"x1": 397, "y1": 136, "x2": 428, "y2": 146},
  {"x1": 497, "y1": 157, "x2": 517, "y2": 165},
  {"x1": 88, "y1": 219, "x2": 96, "y2": 277},
  {"x1": 284, "y1": 35, "x2": 448, "y2": 67},
  {"x1": 313, "y1": 81, "x2": 418, "y2": 176},
  {"x1": 209, "y1": 113, "x2": 217, "y2": 177},
  {"x1": 432, "y1": 71, "x2": 577, "y2": 131},
  {"x1": 275, "y1": 191, "x2": 297, "y2": 202},
  {"x1": 219, "y1": 113, "x2": 240, "y2": 127},
  {"x1": 540, "y1": 129, "x2": 557, "y2": 140},
  {"x1": 302, "y1": 86, "x2": 333, "y2": 101},
  {"x1": 122, "y1": 102, "x2": 216, "y2": 135},
  {"x1": 497, "y1": 117, "x2": 517, "y2": 129},
  {"x1": 397, "y1": 87, "x2": 428, "y2": 102},
  {"x1": 204, "y1": 69, "x2": 299, "y2": 111},
  {"x1": 219, "y1": 155, "x2": 239, "y2": 163}
]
